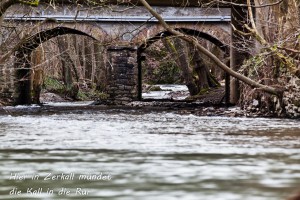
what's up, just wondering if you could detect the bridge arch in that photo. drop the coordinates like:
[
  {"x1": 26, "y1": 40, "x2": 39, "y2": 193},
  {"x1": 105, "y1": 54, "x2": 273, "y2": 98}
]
[
  {"x1": 135, "y1": 26, "x2": 230, "y2": 100},
  {"x1": 133, "y1": 23, "x2": 230, "y2": 50},
  {"x1": 137, "y1": 27, "x2": 230, "y2": 54},
  {"x1": 14, "y1": 25, "x2": 107, "y2": 105}
]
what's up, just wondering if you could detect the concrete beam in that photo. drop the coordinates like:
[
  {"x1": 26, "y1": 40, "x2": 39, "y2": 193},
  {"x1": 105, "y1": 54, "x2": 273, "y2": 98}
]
[{"x1": 4, "y1": 4, "x2": 231, "y2": 23}]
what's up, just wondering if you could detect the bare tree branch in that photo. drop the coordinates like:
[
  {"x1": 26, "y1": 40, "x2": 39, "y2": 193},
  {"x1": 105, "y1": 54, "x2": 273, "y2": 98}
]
[
  {"x1": 208, "y1": 0, "x2": 284, "y2": 8},
  {"x1": 139, "y1": 0, "x2": 281, "y2": 96}
]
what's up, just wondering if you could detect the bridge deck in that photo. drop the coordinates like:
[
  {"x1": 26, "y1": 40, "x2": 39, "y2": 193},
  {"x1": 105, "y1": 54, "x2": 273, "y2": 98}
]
[{"x1": 4, "y1": 4, "x2": 231, "y2": 23}]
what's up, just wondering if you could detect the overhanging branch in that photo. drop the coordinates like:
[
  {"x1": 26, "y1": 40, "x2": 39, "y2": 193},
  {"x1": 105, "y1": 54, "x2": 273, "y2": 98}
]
[{"x1": 139, "y1": 0, "x2": 282, "y2": 96}]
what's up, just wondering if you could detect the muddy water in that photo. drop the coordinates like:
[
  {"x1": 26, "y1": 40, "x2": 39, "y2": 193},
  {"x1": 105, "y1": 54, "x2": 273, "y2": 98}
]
[{"x1": 0, "y1": 105, "x2": 299, "y2": 200}]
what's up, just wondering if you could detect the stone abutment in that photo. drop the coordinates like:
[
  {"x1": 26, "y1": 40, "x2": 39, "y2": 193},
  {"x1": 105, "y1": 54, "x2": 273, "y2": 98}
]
[{"x1": 106, "y1": 47, "x2": 138, "y2": 104}]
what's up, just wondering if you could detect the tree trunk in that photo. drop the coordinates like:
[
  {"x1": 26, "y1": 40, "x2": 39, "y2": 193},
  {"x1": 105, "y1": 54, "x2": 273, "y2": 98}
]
[
  {"x1": 84, "y1": 38, "x2": 93, "y2": 85},
  {"x1": 191, "y1": 48, "x2": 220, "y2": 91},
  {"x1": 67, "y1": 35, "x2": 79, "y2": 82},
  {"x1": 57, "y1": 37, "x2": 78, "y2": 99},
  {"x1": 77, "y1": 36, "x2": 86, "y2": 85},
  {"x1": 162, "y1": 38, "x2": 199, "y2": 95},
  {"x1": 72, "y1": 35, "x2": 84, "y2": 81},
  {"x1": 163, "y1": 37, "x2": 220, "y2": 96},
  {"x1": 94, "y1": 42, "x2": 107, "y2": 91},
  {"x1": 31, "y1": 45, "x2": 44, "y2": 104},
  {"x1": 90, "y1": 40, "x2": 96, "y2": 85}
]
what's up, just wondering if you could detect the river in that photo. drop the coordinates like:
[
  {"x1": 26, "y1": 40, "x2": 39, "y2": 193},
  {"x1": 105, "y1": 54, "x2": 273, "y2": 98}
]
[{"x1": 0, "y1": 103, "x2": 299, "y2": 200}]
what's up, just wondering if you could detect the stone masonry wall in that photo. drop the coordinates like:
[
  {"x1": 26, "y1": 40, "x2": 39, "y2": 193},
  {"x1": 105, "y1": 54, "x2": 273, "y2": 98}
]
[
  {"x1": 106, "y1": 47, "x2": 138, "y2": 104},
  {"x1": 281, "y1": 76, "x2": 300, "y2": 118}
]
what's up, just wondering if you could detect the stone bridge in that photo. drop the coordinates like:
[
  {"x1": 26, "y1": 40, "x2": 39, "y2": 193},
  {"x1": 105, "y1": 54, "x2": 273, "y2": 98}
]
[{"x1": 2, "y1": 1, "x2": 249, "y2": 105}]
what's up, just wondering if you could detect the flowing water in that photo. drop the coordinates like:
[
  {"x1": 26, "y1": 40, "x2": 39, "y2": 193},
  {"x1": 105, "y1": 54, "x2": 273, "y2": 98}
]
[
  {"x1": 142, "y1": 85, "x2": 189, "y2": 100},
  {"x1": 0, "y1": 104, "x2": 299, "y2": 200}
]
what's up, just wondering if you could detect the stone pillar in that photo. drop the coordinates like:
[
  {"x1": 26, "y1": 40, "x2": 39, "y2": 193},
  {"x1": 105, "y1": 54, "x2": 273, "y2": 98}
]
[
  {"x1": 106, "y1": 46, "x2": 138, "y2": 104},
  {"x1": 137, "y1": 50, "x2": 146, "y2": 101},
  {"x1": 230, "y1": 5, "x2": 252, "y2": 104},
  {"x1": 13, "y1": 50, "x2": 32, "y2": 105}
]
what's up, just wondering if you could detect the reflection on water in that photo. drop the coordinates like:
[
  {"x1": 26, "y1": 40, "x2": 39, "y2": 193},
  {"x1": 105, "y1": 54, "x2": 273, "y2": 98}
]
[{"x1": 0, "y1": 107, "x2": 299, "y2": 200}]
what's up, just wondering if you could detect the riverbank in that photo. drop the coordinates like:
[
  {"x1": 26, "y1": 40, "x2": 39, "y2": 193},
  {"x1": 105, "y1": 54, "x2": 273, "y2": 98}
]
[
  {"x1": 0, "y1": 100, "x2": 280, "y2": 118},
  {"x1": 0, "y1": 85, "x2": 298, "y2": 118},
  {"x1": 124, "y1": 101, "x2": 277, "y2": 118}
]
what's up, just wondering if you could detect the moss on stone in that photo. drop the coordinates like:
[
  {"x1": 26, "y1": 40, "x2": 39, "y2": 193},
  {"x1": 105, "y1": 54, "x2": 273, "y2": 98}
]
[
  {"x1": 19, "y1": 0, "x2": 40, "y2": 6},
  {"x1": 43, "y1": 77, "x2": 64, "y2": 94},
  {"x1": 148, "y1": 85, "x2": 163, "y2": 91},
  {"x1": 198, "y1": 87, "x2": 210, "y2": 95}
]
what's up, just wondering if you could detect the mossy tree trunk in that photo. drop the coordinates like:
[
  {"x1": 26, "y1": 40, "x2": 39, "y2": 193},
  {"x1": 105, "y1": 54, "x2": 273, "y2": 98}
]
[
  {"x1": 162, "y1": 38, "x2": 198, "y2": 95},
  {"x1": 31, "y1": 45, "x2": 44, "y2": 104},
  {"x1": 163, "y1": 37, "x2": 220, "y2": 96},
  {"x1": 191, "y1": 48, "x2": 220, "y2": 91}
]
